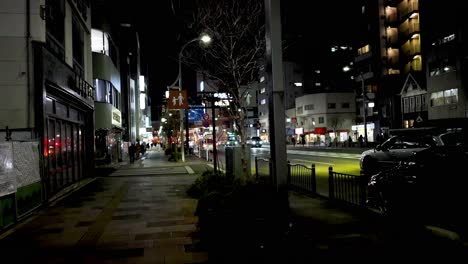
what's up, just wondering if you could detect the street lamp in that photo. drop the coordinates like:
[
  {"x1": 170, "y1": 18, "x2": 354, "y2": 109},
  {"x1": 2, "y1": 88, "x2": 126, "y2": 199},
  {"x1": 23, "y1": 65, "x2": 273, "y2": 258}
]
[
  {"x1": 343, "y1": 66, "x2": 368, "y2": 147},
  {"x1": 169, "y1": 34, "x2": 212, "y2": 162}
]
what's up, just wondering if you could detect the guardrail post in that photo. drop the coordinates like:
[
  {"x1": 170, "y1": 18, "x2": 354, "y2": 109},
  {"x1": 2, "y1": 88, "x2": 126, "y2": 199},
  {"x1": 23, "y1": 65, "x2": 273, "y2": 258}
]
[
  {"x1": 255, "y1": 156, "x2": 259, "y2": 181},
  {"x1": 287, "y1": 161, "x2": 291, "y2": 185},
  {"x1": 311, "y1": 164, "x2": 317, "y2": 194},
  {"x1": 360, "y1": 170, "x2": 367, "y2": 207},
  {"x1": 328, "y1": 166, "x2": 334, "y2": 200}
]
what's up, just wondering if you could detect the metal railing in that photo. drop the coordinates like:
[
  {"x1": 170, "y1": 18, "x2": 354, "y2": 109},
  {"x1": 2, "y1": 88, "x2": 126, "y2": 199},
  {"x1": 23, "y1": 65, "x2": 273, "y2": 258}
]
[
  {"x1": 328, "y1": 167, "x2": 367, "y2": 207},
  {"x1": 253, "y1": 158, "x2": 367, "y2": 207},
  {"x1": 287, "y1": 161, "x2": 316, "y2": 194}
]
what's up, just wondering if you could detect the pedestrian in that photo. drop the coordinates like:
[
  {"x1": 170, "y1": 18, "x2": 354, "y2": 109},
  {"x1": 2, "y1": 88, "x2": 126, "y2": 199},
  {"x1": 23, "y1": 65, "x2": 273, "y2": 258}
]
[
  {"x1": 292, "y1": 137, "x2": 296, "y2": 146},
  {"x1": 129, "y1": 143, "x2": 136, "y2": 163},
  {"x1": 358, "y1": 135, "x2": 364, "y2": 147},
  {"x1": 135, "y1": 142, "x2": 141, "y2": 159},
  {"x1": 348, "y1": 136, "x2": 353, "y2": 147}
]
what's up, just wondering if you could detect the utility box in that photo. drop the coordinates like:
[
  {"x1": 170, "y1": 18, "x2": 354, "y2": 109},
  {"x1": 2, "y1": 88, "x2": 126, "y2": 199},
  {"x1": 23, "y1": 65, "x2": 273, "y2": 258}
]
[{"x1": 225, "y1": 145, "x2": 251, "y2": 179}]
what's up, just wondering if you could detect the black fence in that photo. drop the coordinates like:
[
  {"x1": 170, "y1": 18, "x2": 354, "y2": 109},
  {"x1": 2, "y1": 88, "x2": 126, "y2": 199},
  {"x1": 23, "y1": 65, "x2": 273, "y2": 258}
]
[
  {"x1": 328, "y1": 167, "x2": 367, "y2": 207},
  {"x1": 254, "y1": 158, "x2": 367, "y2": 207},
  {"x1": 287, "y1": 162, "x2": 316, "y2": 194}
]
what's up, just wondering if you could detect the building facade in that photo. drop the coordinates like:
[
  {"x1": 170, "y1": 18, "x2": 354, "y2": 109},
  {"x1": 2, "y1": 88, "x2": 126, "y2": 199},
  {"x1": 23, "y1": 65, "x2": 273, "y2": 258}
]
[
  {"x1": 0, "y1": 0, "x2": 95, "y2": 220},
  {"x1": 421, "y1": 1, "x2": 468, "y2": 122},
  {"x1": 294, "y1": 93, "x2": 356, "y2": 145},
  {"x1": 355, "y1": 0, "x2": 423, "y2": 132}
]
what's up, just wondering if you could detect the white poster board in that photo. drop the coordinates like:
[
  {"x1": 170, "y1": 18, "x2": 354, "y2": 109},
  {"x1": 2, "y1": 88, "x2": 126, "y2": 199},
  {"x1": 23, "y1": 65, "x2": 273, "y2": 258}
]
[
  {"x1": 0, "y1": 143, "x2": 17, "y2": 196},
  {"x1": 13, "y1": 142, "x2": 41, "y2": 188}
]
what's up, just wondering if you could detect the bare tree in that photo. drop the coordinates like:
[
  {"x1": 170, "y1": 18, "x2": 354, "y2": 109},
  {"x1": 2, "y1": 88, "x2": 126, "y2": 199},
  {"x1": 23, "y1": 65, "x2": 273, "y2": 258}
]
[{"x1": 185, "y1": 0, "x2": 265, "y2": 182}]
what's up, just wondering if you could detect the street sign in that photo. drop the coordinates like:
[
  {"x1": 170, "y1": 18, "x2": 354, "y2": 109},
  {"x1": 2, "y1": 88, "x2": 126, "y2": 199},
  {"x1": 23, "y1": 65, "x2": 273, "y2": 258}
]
[
  {"x1": 202, "y1": 113, "x2": 210, "y2": 120},
  {"x1": 202, "y1": 120, "x2": 210, "y2": 128},
  {"x1": 291, "y1": 117, "x2": 297, "y2": 123},
  {"x1": 168, "y1": 90, "x2": 188, "y2": 109}
]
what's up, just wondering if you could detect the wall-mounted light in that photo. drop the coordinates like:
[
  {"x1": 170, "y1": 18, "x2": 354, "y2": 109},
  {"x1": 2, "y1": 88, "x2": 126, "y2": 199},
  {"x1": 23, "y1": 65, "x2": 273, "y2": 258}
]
[
  {"x1": 368, "y1": 102, "x2": 375, "y2": 108},
  {"x1": 294, "y1": 82, "x2": 303, "y2": 87}
]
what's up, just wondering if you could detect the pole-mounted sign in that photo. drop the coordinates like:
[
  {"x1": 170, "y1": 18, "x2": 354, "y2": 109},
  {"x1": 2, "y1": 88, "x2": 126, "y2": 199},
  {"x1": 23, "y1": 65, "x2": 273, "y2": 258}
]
[{"x1": 168, "y1": 90, "x2": 188, "y2": 109}]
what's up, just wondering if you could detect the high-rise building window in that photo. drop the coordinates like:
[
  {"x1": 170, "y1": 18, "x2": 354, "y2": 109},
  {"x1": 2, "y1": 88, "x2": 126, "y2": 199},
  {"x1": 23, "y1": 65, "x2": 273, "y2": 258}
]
[
  {"x1": 305, "y1": 104, "x2": 314, "y2": 110},
  {"x1": 45, "y1": 0, "x2": 65, "y2": 59},
  {"x1": 430, "y1": 88, "x2": 458, "y2": 106},
  {"x1": 72, "y1": 16, "x2": 84, "y2": 76}
]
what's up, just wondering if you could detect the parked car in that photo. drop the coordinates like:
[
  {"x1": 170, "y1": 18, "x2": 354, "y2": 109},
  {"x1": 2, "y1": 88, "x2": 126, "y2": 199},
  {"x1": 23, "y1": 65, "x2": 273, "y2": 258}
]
[
  {"x1": 366, "y1": 143, "x2": 468, "y2": 233},
  {"x1": 359, "y1": 127, "x2": 463, "y2": 176},
  {"x1": 249, "y1": 136, "x2": 262, "y2": 148}
]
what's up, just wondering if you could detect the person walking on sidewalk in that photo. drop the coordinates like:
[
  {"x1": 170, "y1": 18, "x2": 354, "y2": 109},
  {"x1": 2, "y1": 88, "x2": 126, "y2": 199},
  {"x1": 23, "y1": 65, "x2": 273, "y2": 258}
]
[{"x1": 128, "y1": 143, "x2": 136, "y2": 163}]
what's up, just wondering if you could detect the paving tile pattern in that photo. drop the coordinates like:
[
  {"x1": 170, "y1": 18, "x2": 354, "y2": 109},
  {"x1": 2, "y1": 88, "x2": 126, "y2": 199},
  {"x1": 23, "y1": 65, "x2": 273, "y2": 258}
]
[{"x1": 0, "y1": 169, "x2": 207, "y2": 263}]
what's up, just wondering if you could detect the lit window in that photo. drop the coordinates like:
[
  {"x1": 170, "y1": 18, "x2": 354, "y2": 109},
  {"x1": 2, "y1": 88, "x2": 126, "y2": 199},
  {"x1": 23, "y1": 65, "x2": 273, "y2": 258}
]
[
  {"x1": 260, "y1": 88, "x2": 266, "y2": 94},
  {"x1": 91, "y1": 29, "x2": 109, "y2": 55},
  {"x1": 444, "y1": 88, "x2": 458, "y2": 104},
  {"x1": 261, "y1": 99, "x2": 266, "y2": 105},
  {"x1": 430, "y1": 88, "x2": 458, "y2": 106},
  {"x1": 260, "y1": 76, "x2": 265, "y2": 82}
]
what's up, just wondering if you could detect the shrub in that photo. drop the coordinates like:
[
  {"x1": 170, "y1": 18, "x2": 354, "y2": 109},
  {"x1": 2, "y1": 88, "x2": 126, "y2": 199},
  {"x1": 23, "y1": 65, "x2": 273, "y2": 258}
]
[{"x1": 186, "y1": 170, "x2": 231, "y2": 199}]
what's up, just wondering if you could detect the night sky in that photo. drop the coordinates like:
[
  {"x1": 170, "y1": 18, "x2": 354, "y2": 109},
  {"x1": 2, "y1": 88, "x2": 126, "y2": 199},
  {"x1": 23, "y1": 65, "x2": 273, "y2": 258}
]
[{"x1": 112, "y1": 0, "x2": 362, "y2": 120}]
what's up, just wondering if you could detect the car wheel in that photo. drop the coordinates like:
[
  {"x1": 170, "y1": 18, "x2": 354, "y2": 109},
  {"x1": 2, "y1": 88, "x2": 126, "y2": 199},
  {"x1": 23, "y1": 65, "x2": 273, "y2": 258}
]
[{"x1": 377, "y1": 191, "x2": 391, "y2": 215}]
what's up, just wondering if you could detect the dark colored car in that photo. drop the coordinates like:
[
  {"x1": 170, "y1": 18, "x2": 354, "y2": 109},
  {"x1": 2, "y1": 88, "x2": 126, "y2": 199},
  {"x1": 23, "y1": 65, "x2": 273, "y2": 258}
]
[
  {"x1": 250, "y1": 136, "x2": 262, "y2": 148},
  {"x1": 360, "y1": 128, "x2": 464, "y2": 176},
  {"x1": 367, "y1": 142, "x2": 468, "y2": 234}
]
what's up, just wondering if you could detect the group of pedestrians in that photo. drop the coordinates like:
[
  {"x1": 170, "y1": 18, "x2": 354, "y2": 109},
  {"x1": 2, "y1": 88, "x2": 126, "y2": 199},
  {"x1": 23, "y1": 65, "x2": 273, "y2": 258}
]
[{"x1": 128, "y1": 141, "x2": 146, "y2": 163}]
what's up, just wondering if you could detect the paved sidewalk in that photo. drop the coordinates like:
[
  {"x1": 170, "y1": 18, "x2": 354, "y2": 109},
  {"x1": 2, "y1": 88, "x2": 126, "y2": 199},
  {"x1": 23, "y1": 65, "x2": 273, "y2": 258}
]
[
  {"x1": 0, "y1": 151, "x2": 210, "y2": 264},
  {"x1": 1, "y1": 149, "x2": 466, "y2": 263}
]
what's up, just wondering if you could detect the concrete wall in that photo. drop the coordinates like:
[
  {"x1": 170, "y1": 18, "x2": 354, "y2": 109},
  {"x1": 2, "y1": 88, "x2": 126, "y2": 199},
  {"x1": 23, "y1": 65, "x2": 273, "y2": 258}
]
[
  {"x1": 0, "y1": 0, "x2": 45, "y2": 129},
  {"x1": 92, "y1": 52, "x2": 121, "y2": 92}
]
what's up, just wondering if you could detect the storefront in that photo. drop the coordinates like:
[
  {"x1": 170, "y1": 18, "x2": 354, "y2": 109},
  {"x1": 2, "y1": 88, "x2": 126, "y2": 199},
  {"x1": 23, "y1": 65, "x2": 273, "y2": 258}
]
[
  {"x1": 95, "y1": 103, "x2": 123, "y2": 164},
  {"x1": 44, "y1": 96, "x2": 90, "y2": 195},
  {"x1": 351, "y1": 123, "x2": 375, "y2": 142},
  {"x1": 37, "y1": 45, "x2": 95, "y2": 200}
]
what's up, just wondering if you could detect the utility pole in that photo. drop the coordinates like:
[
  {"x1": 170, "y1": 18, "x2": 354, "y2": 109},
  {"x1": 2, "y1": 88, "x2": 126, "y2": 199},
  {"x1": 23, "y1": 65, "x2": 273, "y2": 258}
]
[{"x1": 265, "y1": 0, "x2": 287, "y2": 190}]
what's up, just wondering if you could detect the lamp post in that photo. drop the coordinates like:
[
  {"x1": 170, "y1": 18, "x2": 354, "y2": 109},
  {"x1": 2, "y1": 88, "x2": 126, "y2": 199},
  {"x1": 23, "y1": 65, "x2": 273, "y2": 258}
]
[
  {"x1": 360, "y1": 72, "x2": 368, "y2": 147},
  {"x1": 169, "y1": 34, "x2": 211, "y2": 162},
  {"x1": 343, "y1": 66, "x2": 368, "y2": 147}
]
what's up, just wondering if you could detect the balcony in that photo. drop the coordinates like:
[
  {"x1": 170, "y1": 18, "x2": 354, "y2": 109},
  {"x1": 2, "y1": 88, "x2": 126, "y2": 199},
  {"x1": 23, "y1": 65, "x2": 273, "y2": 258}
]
[
  {"x1": 399, "y1": 1, "x2": 418, "y2": 19},
  {"x1": 354, "y1": 51, "x2": 373, "y2": 63},
  {"x1": 400, "y1": 22, "x2": 420, "y2": 38}
]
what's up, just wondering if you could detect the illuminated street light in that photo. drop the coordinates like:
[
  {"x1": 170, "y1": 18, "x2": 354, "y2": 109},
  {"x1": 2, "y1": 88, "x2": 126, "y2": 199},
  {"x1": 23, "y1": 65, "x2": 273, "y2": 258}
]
[{"x1": 168, "y1": 33, "x2": 212, "y2": 162}]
